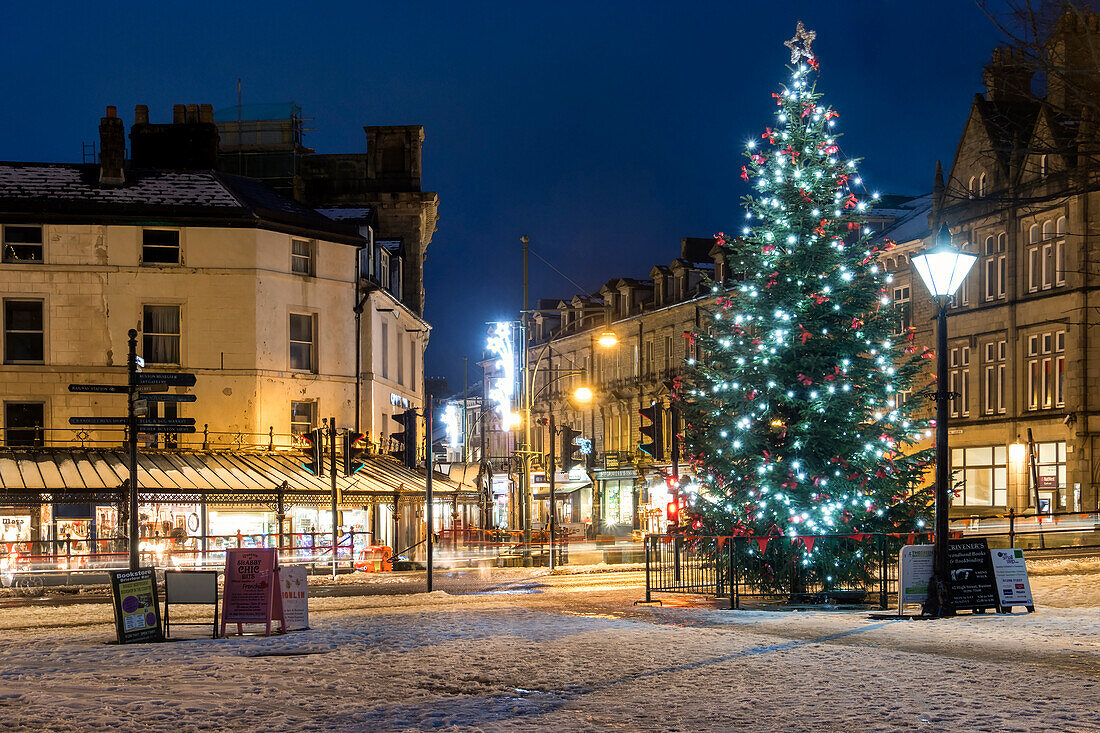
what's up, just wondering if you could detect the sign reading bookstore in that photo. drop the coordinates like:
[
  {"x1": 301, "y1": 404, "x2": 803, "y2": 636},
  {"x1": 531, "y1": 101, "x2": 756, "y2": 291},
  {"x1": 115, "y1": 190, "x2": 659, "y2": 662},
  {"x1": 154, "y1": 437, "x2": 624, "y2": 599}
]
[{"x1": 109, "y1": 568, "x2": 163, "y2": 644}]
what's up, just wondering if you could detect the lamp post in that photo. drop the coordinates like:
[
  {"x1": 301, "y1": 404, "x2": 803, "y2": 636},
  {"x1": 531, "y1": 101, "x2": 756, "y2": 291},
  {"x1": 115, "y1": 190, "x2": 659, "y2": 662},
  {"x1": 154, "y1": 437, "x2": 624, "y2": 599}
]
[{"x1": 911, "y1": 223, "x2": 977, "y2": 617}]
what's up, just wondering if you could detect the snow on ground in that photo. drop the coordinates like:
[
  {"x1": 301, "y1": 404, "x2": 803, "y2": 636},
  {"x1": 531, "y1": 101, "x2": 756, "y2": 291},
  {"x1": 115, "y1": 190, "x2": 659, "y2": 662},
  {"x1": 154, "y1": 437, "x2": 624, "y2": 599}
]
[{"x1": 0, "y1": 562, "x2": 1097, "y2": 731}]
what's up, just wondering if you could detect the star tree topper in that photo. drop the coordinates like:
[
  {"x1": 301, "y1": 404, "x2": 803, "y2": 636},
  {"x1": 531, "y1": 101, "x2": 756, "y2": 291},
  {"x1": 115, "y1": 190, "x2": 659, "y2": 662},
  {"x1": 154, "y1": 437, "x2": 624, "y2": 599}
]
[{"x1": 784, "y1": 21, "x2": 816, "y2": 64}]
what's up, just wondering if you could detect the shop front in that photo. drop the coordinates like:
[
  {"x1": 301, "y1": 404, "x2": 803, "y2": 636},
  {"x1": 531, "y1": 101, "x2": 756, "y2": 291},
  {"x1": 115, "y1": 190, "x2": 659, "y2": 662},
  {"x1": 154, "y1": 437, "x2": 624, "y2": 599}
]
[{"x1": 594, "y1": 468, "x2": 640, "y2": 538}]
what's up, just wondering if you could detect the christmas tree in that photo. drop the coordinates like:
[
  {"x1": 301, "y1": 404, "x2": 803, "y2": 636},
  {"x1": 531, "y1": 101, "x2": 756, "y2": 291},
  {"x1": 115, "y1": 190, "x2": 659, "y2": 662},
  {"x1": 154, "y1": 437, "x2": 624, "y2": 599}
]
[{"x1": 679, "y1": 23, "x2": 932, "y2": 589}]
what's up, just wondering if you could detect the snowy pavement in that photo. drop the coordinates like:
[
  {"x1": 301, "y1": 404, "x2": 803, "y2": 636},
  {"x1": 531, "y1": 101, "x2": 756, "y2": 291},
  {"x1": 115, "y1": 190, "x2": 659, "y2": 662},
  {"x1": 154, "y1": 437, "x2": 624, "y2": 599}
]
[{"x1": 0, "y1": 562, "x2": 1097, "y2": 731}]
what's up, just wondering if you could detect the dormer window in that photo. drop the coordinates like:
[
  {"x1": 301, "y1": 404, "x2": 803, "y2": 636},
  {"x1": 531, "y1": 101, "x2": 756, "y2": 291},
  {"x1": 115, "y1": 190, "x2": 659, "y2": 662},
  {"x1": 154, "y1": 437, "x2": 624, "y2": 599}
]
[{"x1": 1040, "y1": 155, "x2": 1048, "y2": 177}]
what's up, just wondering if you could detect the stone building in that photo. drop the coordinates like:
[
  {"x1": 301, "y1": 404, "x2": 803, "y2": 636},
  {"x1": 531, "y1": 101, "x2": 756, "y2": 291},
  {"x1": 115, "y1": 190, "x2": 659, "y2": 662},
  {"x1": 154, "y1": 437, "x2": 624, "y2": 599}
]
[
  {"x1": 891, "y1": 25, "x2": 1100, "y2": 518},
  {"x1": 0, "y1": 106, "x2": 473, "y2": 561}
]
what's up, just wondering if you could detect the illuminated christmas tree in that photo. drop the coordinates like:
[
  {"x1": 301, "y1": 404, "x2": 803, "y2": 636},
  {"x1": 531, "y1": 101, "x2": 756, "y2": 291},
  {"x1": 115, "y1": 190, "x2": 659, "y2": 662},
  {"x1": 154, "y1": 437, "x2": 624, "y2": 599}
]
[{"x1": 680, "y1": 23, "x2": 932, "y2": 588}]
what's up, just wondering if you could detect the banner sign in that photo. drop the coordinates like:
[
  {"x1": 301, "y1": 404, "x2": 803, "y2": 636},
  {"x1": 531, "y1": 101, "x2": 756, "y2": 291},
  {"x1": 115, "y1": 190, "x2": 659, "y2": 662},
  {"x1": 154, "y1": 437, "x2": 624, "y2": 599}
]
[
  {"x1": 109, "y1": 568, "x2": 163, "y2": 644},
  {"x1": 946, "y1": 538, "x2": 999, "y2": 612},
  {"x1": 989, "y1": 547, "x2": 1035, "y2": 612},
  {"x1": 221, "y1": 548, "x2": 284, "y2": 636},
  {"x1": 898, "y1": 544, "x2": 934, "y2": 608},
  {"x1": 279, "y1": 565, "x2": 310, "y2": 631}
]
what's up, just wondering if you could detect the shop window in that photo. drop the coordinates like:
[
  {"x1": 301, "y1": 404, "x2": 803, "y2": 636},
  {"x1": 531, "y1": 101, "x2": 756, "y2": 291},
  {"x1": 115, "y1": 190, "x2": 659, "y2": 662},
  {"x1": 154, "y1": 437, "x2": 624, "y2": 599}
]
[
  {"x1": 4, "y1": 299, "x2": 43, "y2": 364},
  {"x1": 949, "y1": 346, "x2": 970, "y2": 418},
  {"x1": 290, "y1": 401, "x2": 316, "y2": 436},
  {"x1": 982, "y1": 340, "x2": 1007, "y2": 416},
  {"x1": 291, "y1": 239, "x2": 313, "y2": 276},
  {"x1": 142, "y1": 229, "x2": 180, "y2": 265},
  {"x1": 950, "y1": 446, "x2": 1008, "y2": 506},
  {"x1": 290, "y1": 313, "x2": 316, "y2": 373},
  {"x1": 4, "y1": 402, "x2": 43, "y2": 447},
  {"x1": 1027, "y1": 331, "x2": 1065, "y2": 410},
  {"x1": 142, "y1": 305, "x2": 180, "y2": 365},
  {"x1": 1029, "y1": 441, "x2": 1067, "y2": 511},
  {"x1": 2, "y1": 225, "x2": 43, "y2": 263}
]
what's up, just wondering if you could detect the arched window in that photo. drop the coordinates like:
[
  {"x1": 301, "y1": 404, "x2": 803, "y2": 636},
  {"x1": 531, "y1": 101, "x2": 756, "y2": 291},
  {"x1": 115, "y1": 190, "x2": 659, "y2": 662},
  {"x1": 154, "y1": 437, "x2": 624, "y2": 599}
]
[
  {"x1": 968, "y1": 176, "x2": 976, "y2": 198},
  {"x1": 1056, "y1": 216, "x2": 1066, "y2": 236},
  {"x1": 1040, "y1": 155, "x2": 1048, "y2": 176},
  {"x1": 1029, "y1": 224, "x2": 1040, "y2": 244},
  {"x1": 885, "y1": 258, "x2": 895, "y2": 271},
  {"x1": 1042, "y1": 220, "x2": 1053, "y2": 240},
  {"x1": 897, "y1": 254, "x2": 907, "y2": 267},
  {"x1": 979, "y1": 172, "x2": 987, "y2": 197},
  {"x1": 985, "y1": 235, "x2": 995, "y2": 255}
]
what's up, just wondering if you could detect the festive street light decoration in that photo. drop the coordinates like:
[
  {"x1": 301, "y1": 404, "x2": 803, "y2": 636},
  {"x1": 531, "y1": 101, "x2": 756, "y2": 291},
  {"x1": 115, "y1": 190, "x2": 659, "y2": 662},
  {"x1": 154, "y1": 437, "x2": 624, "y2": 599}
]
[
  {"x1": 486, "y1": 321, "x2": 516, "y2": 430},
  {"x1": 912, "y1": 223, "x2": 976, "y2": 617}
]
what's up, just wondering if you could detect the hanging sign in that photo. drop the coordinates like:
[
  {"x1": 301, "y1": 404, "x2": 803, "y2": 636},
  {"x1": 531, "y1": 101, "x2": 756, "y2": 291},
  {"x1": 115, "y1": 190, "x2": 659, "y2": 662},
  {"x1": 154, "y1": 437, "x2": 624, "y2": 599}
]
[
  {"x1": 109, "y1": 568, "x2": 163, "y2": 644},
  {"x1": 279, "y1": 565, "x2": 310, "y2": 631},
  {"x1": 946, "y1": 538, "x2": 999, "y2": 612},
  {"x1": 989, "y1": 547, "x2": 1035, "y2": 612},
  {"x1": 220, "y1": 548, "x2": 285, "y2": 636}
]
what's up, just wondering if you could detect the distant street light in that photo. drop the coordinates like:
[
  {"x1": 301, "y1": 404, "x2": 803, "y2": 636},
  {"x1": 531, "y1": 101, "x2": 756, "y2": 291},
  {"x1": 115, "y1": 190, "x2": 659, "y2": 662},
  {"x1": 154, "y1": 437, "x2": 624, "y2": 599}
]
[
  {"x1": 911, "y1": 222, "x2": 977, "y2": 617},
  {"x1": 597, "y1": 331, "x2": 619, "y2": 348},
  {"x1": 572, "y1": 386, "x2": 594, "y2": 403}
]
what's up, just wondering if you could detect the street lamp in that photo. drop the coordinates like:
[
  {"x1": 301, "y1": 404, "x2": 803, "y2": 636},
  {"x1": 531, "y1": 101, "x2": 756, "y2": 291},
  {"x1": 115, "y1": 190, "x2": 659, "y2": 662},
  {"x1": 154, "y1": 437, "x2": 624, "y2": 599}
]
[
  {"x1": 572, "y1": 386, "x2": 594, "y2": 403},
  {"x1": 911, "y1": 222, "x2": 977, "y2": 617},
  {"x1": 597, "y1": 331, "x2": 619, "y2": 348}
]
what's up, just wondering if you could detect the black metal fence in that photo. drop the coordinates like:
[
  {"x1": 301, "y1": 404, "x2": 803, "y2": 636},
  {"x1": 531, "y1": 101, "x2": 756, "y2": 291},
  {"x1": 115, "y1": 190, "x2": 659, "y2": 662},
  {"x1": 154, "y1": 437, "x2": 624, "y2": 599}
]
[{"x1": 644, "y1": 533, "x2": 934, "y2": 609}]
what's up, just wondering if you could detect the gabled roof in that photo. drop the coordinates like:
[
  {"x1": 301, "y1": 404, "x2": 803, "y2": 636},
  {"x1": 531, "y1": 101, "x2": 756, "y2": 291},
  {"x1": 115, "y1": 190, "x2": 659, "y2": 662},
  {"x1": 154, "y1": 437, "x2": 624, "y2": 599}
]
[
  {"x1": 0, "y1": 162, "x2": 363, "y2": 244},
  {"x1": 975, "y1": 97, "x2": 1042, "y2": 172}
]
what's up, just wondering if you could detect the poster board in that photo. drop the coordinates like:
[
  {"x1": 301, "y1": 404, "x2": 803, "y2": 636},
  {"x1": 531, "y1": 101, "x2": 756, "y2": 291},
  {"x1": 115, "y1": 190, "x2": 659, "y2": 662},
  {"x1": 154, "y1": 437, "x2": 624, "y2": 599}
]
[
  {"x1": 109, "y1": 568, "x2": 163, "y2": 644},
  {"x1": 279, "y1": 565, "x2": 309, "y2": 631},
  {"x1": 946, "y1": 538, "x2": 999, "y2": 612},
  {"x1": 989, "y1": 547, "x2": 1035, "y2": 612},
  {"x1": 898, "y1": 544, "x2": 934, "y2": 610},
  {"x1": 164, "y1": 570, "x2": 219, "y2": 638},
  {"x1": 220, "y1": 548, "x2": 284, "y2": 636}
]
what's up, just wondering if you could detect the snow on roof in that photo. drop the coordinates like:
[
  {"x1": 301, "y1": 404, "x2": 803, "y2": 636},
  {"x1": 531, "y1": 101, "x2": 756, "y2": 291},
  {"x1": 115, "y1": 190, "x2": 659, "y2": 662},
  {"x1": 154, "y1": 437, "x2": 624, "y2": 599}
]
[{"x1": 317, "y1": 207, "x2": 375, "y2": 221}]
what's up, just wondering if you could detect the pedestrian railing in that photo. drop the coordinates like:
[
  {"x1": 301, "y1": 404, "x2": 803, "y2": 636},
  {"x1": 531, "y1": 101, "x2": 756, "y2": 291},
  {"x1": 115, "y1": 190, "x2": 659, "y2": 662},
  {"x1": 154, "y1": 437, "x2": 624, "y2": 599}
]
[
  {"x1": 643, "y1": 532, "x2": 934, "y2": 609},
  {"x1": 951, "y1": 509, "x2": 1100, "y2": 552}
]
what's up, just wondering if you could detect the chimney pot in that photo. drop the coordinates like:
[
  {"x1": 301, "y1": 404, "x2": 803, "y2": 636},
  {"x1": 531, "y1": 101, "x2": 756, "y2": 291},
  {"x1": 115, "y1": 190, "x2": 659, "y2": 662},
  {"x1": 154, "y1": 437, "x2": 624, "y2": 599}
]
[
  {"x1": 98, "y1": 108, "x2": 125, "y2": 185},
  {"x1": 134, "y1": 105, "x2": 149, "y2": 125},
  {"x1": 105, "y1": 105, "x2": 116, "y2": 118},
  {"x1": 185, "y1": 104, "x2": 199, "y2": 123},
  {"x1": 172, "y1": 104, "x2": 185, "y2": 124},
  {"x1": 199, "y1": 103, "x2": 214, "y2": 124}
]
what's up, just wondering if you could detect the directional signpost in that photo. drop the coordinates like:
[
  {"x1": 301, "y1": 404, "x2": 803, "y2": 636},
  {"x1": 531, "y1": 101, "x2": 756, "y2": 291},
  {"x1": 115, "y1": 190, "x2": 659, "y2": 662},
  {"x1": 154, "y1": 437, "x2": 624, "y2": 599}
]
[{"x1": 67, "y1": 328, "x2": 198, "y2": 571}]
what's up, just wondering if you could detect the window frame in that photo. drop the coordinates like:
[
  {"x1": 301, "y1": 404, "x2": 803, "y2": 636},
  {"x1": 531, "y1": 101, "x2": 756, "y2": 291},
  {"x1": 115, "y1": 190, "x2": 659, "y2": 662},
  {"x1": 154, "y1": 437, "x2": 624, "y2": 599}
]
[
  {"x1": 141, "y1": 304, "x2": 182, "y2": 366},
  {"x1": 291, "y1": 238, "x2": 314, "y2": 276},
  {"x1": 290, "y1": 401, "x2": 316, "y2": 436},
  {"x1": 289, "y1": 312, "x2": 317, "y2": 373},
  {"x1": 141, "y1": 228, "x2": 182, "y2": 266},
  {"x1": 950, "y1": 445, "x2": 1008, "y2": 507},
  {"x1": 4, "y1": 401, "x2": 44, "y2": 447},
  {"x1": 3, "y1": 298, "x2": 44, "y2": 365},
  {"x1": 2, "y1": 225, "x2": 44, "y2": 264}
]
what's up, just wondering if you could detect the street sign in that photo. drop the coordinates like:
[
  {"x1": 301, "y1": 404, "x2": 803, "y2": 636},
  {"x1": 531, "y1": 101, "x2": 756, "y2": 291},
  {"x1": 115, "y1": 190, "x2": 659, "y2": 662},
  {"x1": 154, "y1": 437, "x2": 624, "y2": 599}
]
[
  {"x1": 138, "y1": 417, "x2": 196, "y2": 428},
  {"x1": 142, "y1": 393, "x2": 197, "y2": 403},
  {"x1": 136, "y1": 372, "x2": 196, "y2": 387},
  {"x1": 69, "y1": 416, "x2": 128, "y2": 426},
  {"x1": 134, "y1": 355, "x2": 145, "y2": 369},
  {"x1": 137, "y1": 425, "x2": 197, "y2": 434},
  {"x1": 135, "y1": 384, "x2": 169, "y2": 393},
  {"x1": 68, "y1": 384, "x2": 128, "y2": 394}
]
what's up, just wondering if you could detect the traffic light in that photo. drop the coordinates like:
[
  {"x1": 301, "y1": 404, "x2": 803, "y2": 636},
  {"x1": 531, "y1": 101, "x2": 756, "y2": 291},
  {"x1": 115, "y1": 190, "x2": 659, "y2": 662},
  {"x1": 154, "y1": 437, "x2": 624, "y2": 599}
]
[
  {"x1": 560, "y1": 426, "x2": 582, "y2": 473},
  {"x1": 638, "y1": 401, "x2": 664, "y2": 460},
  {"x1": 389, "y1": 409, "x2": 418, "y2": 469},
  {"x1": 666, "y1": 499, "x2": 679, "y2": 523},
  {"x1": 301, "y1": 427, "x2": 323, "y2": 476},
  {"x1": 344, "y1": 429, "x2": 368, "y2": 476}
]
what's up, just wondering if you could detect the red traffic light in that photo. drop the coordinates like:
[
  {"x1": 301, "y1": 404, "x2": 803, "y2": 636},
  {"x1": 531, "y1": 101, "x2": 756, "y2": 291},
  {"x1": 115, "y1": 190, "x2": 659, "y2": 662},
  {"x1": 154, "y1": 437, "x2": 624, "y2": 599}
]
[{"x1": 666, "y1": 500, "x2": 679, "y2": 522}]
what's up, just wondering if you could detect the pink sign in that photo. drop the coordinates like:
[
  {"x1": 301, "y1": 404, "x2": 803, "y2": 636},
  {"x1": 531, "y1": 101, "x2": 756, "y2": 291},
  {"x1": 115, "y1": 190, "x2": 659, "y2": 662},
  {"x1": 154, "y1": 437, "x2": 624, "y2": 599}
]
[{"x1": 221, "y1": 548, "x2": 285, "y2": 636}]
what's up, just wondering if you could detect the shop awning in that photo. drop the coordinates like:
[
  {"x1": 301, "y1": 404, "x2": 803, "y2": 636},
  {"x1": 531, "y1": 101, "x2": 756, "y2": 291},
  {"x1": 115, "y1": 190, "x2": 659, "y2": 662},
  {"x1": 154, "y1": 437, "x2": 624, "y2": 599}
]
[
  {"x1": 533, "y1": 481, "x2": 591, "y2": 500},
  {"x1": 0, "y1": 448, "x2": 476, "y2": 507}
]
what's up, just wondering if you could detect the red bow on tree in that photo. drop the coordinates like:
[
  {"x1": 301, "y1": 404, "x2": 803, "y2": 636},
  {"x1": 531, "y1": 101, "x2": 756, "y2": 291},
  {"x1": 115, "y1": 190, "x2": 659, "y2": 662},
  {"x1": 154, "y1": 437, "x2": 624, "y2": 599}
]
[
  {"x1": 801, "y1": 102, "x2": 815, "y2": 118},
  {"x1": 762, "y1": 243, "x2": 776, "y2": 255},
  {"x1": 771, "y1": 93, "x2": 784, "y2": 105},
  {"x1": 798, "y1": 188, "x2": 812, "y2": 202},
  {"x1": 824, "y1": 108, "x2": 837, "y2": 120},
  {"x1": 808, "y1": 56, "x2": 820, "y2": 71},
  {"x1": 844, "y1": 194, "x2": 858, "y2": 209},
  {"x1": 741, "y1": 166, "x2": 750, "y2": 181},
  {"x1": 797, "y1": 373, "x2": 813, "y2": 386},
  {"x1": 810, "y1": 293, "x2": 828, "y2": 305},
  {"x1": 762, "y1": 127, "x2": 777, "y2": 143},
  {"x1": 836, "y1": 173, "x2": 849, "y2": 186},
  {"x1": 851, "y1": 316, "x2": 864, "y2": 329},
  {"x1": 752, "y1": 154, "x2": 767, "y2": 165},
  {"x1": 797, "y1": 324, "x2": 812, "y2": 344},
  {"x1": 781, "y1": 144, "x2": 800, "y2": 162}
]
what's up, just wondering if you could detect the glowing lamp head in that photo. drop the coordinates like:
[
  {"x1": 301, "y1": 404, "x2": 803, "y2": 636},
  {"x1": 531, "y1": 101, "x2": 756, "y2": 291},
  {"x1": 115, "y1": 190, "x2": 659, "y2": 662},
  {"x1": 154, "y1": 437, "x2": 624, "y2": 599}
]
[
  {"x1": 597, "y1": 331, "x2": 619, "y2": 348},
  {"x1": 911, "y1": 224, "x2": 977, "y2": 299},
  {"x1": 506, "y1": 411, "x2": 523, "y2": 430},
  {"x1": 1009, "y1": 440, "x2": 1026, "y2": 464},
  {"x1": 572, "y1": 386, "x2": 594, "y2": 403}
]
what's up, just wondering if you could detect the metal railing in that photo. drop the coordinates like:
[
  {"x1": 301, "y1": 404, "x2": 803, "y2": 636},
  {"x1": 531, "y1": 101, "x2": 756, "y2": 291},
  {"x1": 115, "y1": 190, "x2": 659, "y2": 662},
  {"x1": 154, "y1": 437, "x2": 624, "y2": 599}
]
[
  {"x1": 644, "y1": 532, "x2": 934, "y2": 609},
  {"x1": 951, "y1": 509, "x2": 1100, "y2": 552}
]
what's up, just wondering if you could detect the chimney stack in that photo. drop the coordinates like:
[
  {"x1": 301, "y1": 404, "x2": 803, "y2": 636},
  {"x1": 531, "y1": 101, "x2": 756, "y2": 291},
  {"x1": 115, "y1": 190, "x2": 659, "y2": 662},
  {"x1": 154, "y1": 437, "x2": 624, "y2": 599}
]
[
  {"x1": 98, "y1": 106, "x2": 125, "y2": 185},
  {"x1": 134, "y1": 104, "x2": 149, "y2": 125},
  {"x1": 199, "y1": 103, "x2": 214, "y2": 124},
  {"x1": 982, "y1": 46, "x2": 1033, "y2": 103},
  {"x1": 172, "y1": 104, "x2": 186, "y2": 124}
]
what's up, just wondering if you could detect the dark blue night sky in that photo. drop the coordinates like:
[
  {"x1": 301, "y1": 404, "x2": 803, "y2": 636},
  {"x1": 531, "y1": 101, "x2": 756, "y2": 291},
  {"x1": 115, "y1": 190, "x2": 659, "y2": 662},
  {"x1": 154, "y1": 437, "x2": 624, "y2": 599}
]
[{"x1": 0, "y1": 1, "x2": 1007, "y2": 387}]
